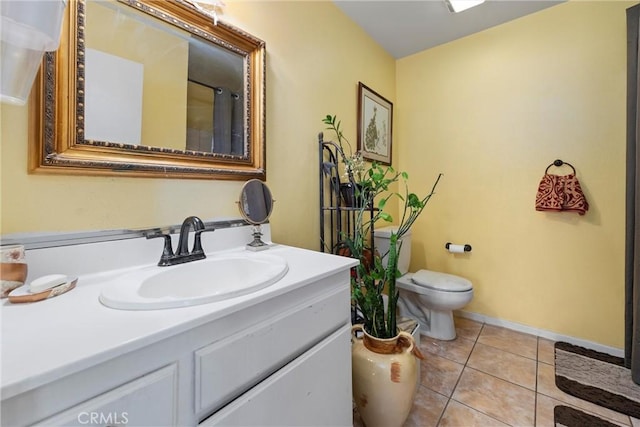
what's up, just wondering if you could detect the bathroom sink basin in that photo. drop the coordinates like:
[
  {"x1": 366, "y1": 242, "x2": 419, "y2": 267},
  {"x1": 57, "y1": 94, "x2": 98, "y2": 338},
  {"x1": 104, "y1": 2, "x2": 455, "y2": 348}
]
[{"x1": 99, "y1": 252, "x2": 288, "y2": 310}]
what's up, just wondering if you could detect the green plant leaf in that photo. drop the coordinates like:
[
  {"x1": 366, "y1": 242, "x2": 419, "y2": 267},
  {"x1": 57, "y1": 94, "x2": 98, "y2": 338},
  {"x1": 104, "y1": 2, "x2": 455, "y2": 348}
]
[
  {"x1": 408, "y1": 193, "x2": 421, "y2": 207},
  {"x1": 379, "y1": 212, "x2": 392, "y2": 222}
]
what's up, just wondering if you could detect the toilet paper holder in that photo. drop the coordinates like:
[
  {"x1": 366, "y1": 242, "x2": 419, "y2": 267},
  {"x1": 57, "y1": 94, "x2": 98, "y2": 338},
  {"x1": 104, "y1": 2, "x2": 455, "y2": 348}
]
[{"x1": 445, "y1": 242, "x2": 472, "y2": 252}]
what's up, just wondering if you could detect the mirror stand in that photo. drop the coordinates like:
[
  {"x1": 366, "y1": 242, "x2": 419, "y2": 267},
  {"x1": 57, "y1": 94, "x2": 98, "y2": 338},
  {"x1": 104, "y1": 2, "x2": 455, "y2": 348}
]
[
  {"x1": 246, "y1": 225, "x2": 269, "y2": 251},
  {"x1": 238, "y1": 179, "x2": 275, "y2": 251}
]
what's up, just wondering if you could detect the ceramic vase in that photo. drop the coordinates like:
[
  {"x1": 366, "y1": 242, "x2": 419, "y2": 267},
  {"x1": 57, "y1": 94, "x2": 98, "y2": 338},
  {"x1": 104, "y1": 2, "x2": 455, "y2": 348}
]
[{"x1": 351, "y1": 324, "x2": 420, "y2": 427}]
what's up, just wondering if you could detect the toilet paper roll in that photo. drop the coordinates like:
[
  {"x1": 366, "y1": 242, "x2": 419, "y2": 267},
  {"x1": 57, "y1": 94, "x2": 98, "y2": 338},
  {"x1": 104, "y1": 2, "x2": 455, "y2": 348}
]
[
  {"x1": 446, "y1": 243, "x2": 472, "y2": 253},
  {"x1": 447, "y1": 244, "x2": 466, "y2": 253}
]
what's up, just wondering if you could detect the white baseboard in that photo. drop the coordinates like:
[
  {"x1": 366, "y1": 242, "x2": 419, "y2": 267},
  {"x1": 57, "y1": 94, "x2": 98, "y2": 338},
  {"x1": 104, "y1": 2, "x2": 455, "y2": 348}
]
[{"x1": 455, "y1": 310, "x2": 624, "y2": 359}]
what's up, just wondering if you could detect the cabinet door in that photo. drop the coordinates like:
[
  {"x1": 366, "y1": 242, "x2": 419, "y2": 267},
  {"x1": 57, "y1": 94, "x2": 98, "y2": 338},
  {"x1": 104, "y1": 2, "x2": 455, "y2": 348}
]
[
  {"x1": 36, "y1": 364, "x2": 178, "y2": 427},
  {"x1": 200, "y1": 324, "x2": 352, "y2": 427},
  {"x1": 195, "y1": 285, "x2": 349, "y2": 414}
]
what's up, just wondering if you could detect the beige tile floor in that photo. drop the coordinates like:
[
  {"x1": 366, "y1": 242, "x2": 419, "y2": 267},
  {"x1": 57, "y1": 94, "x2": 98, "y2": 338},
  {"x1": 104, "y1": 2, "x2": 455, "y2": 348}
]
[{"x1": 357, "y1": 317, "x2": 640, "y2": 427}]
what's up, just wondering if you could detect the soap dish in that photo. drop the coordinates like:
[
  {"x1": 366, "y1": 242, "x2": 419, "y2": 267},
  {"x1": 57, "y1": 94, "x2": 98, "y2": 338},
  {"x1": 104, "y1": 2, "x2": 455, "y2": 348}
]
[{"x1": 8, "y1": 277, "x2": 77, "y2": 303}]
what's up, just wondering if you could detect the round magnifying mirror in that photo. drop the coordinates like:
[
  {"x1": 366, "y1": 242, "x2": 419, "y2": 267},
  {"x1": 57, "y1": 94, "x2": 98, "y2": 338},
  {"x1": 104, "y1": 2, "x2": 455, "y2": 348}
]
[{"x1": 238, "y1": 179, "x2": 274, "y2": 250}]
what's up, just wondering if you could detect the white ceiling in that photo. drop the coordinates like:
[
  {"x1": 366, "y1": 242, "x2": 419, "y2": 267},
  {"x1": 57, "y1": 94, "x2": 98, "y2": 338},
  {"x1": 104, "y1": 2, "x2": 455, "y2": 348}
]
[{"x1": 333, "y1": 0, "x2": 565, "y2": 59}]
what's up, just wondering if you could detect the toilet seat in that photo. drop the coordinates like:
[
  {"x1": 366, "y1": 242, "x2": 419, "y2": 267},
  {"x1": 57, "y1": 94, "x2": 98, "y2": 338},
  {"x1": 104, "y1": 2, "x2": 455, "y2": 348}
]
[{"x1": 411, "y1": 270, "x2": 472, "y2": 292}]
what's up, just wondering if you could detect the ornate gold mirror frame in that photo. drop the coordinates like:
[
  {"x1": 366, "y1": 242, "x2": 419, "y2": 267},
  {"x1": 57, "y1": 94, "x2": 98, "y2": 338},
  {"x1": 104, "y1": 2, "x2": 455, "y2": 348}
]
[{"x1": 29, "y1": 0, "x2": 266, "y2": 180}]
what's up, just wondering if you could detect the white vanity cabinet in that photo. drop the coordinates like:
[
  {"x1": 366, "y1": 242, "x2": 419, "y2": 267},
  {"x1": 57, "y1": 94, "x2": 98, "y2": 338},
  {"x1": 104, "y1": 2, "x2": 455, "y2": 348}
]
[
  {"x1": 35, "y1": 364, "x2": 179, "y2": 426},
  {"x1": 201, "y1": 325, "x2": 352, "y2": 426},
  {"x1": 1, "y1": 245, "x2": 356, "y2": 427}
]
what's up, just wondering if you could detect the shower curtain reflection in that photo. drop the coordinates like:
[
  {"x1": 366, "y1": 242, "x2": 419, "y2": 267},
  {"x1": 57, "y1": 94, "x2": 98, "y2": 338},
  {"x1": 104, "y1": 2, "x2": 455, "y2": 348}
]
[
  {"x1": 186, "y1": 84, "x2": 244, "y2": 154},
  {"x1": 212, "y1": 88, "x2": 243, "y2": 155},
  {"x1": 231, "y1": 92, "x2": 244, "y2": 155},
  {"x1": 213, "y1": 87, "x2": 232, "y2": 154}
]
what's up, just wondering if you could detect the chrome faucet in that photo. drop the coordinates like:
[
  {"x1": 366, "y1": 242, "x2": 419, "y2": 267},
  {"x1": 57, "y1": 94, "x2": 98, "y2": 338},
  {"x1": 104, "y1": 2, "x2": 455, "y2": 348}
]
[{"x1": 146, "y1": 216, "x2": 214, "y2": 266}]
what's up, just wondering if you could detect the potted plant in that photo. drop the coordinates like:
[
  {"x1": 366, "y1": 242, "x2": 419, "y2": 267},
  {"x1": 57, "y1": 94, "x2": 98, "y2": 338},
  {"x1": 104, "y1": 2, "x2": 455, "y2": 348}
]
[{"x1": 325, "y1": 117, "x2": 442, "y2": 427}]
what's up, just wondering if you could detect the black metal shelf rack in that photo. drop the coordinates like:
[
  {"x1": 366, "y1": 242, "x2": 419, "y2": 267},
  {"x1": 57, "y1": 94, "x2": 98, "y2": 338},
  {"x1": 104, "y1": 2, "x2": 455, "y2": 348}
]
[{"x1": 318, "y1": 132, "x2": 375, "y2": 255}]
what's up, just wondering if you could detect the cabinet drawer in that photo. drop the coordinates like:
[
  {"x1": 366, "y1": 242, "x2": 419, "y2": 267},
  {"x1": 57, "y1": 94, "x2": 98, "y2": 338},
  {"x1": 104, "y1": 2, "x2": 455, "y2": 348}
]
[
  {"x1": 200, "y1": 324, "x2": 352, "y2": 426},
  {"x1": 36, "y1": 364, "x2": 178, "y2": 427},
  {"x1": 195, "y1": 285, "x2": 349, "y2": 414}
]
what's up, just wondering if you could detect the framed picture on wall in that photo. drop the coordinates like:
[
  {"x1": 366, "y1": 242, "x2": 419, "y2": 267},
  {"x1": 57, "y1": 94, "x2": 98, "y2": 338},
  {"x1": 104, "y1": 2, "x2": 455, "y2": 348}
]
[{"x1": 357, "y1": 82, "x2": 393, "y2": 165}]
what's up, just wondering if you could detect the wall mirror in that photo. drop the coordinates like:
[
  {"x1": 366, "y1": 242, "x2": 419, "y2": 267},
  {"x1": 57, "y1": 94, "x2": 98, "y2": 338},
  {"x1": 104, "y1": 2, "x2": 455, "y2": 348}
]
[
  {"x1": 238, "y1": 179, "x2": 274, "y2": 250},
  {"x1": 29, "y1": 0, "x2": 266, "y2": 180}
]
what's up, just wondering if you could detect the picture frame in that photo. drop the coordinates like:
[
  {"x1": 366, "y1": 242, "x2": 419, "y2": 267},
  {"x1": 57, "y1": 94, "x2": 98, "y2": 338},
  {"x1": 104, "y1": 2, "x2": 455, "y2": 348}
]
[{"x1": 357, "y1": 82, "x2": 393, "y2": 165}]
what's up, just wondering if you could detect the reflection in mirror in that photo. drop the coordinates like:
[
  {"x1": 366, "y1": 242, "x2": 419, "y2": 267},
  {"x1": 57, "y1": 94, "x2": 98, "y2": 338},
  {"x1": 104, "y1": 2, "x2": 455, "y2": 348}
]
[
  {"x1": 29, "y1": 0, "x2": 266, "y2": 180},
  {"x1": 186, "y1": 37, "x2": 244, "y2": 154},
  {"x1": 85, "y1": 1, "x2": 244, "y2": 154},
  {"x1": 238, "y1": 179, "x2": 274, "y2": 251}
]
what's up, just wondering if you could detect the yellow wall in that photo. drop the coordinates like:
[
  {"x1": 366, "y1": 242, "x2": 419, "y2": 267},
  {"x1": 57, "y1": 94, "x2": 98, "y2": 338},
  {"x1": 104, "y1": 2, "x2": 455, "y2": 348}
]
[
  {"x1": 0, "y1": 0, "x2": 631, "y2": 349},
  {"x1": 396, "y1": 1, "x2": 631, "y2": 348},
  {"x1": 0, "y1": 0, "x2": 396, "y2": 255}
]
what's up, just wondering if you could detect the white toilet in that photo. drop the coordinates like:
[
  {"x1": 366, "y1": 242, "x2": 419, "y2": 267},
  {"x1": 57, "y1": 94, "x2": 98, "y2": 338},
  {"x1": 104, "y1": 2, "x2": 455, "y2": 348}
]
[{"x1": 374, "y1": 226, "x2": 473, "y2": 341}]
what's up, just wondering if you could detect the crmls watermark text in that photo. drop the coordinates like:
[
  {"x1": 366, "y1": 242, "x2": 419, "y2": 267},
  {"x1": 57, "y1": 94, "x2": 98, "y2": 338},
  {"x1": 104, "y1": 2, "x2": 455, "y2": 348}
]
[{"x1": 77, "y1": 411, "x2": 129, "y2": 425}]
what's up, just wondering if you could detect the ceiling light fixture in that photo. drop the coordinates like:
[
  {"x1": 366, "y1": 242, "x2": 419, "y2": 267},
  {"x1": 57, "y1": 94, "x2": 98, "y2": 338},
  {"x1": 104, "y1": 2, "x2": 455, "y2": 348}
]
[{"x1": 445, "y1": 0, "x2": 485, "y2": 13}]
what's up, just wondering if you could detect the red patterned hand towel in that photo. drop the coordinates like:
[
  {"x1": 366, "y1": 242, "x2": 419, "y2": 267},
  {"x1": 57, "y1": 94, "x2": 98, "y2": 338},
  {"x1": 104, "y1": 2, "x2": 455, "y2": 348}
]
[
  {"x1": 535, "y1": 174, "x2": 589, "y2": 215},
  {"x1": 561, "y1": 174, "x2": 589, "y2": 215}
]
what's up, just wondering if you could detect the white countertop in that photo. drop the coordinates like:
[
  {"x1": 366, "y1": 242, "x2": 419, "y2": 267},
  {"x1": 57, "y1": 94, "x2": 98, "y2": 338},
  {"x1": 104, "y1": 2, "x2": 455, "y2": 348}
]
[{"x1": 0, "y1": 243, "x2": 357, "y2": 400}]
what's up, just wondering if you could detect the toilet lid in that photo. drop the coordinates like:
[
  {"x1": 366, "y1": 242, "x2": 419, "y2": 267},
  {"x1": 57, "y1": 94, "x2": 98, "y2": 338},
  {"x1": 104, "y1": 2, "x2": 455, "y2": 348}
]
[{"x1": 411, "y1": 270, "x2": 472, "y2": 292}]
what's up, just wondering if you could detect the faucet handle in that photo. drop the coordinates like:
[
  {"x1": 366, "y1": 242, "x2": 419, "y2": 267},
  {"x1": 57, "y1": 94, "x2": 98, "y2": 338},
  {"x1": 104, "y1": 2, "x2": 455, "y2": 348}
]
[{"x1": 145, "y1": 231, "x2": 175, "y2": 266}]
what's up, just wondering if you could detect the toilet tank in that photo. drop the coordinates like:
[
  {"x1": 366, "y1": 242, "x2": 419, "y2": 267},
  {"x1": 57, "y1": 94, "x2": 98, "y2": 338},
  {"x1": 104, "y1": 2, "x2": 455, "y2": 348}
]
[{"x1": 373, "y1": 226, "x2": 411, "y2": 275}]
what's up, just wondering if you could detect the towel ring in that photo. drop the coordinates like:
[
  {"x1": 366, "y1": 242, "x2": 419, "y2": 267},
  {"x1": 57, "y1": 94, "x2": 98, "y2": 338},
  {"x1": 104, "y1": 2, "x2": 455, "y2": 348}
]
[{"x1": 545, "y1": 159, "x2": 576, "y2": 175}]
